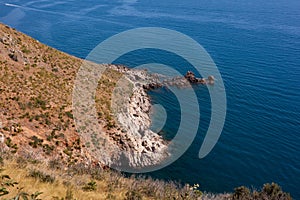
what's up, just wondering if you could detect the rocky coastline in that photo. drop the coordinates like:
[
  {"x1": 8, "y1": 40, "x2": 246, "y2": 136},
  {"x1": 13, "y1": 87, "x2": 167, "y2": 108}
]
[
  {"x1": 103, "y1": 65, "x2": 214, "y2": 169},
  {"x1": 0, "y1": 22, "x2": 214, "y2": 170}
]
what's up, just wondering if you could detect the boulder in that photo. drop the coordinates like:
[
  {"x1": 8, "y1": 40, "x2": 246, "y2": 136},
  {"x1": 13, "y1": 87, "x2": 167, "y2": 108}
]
[
  {"x1": 9, "y1": 52, "x2": 18, "y2": 62},
  {"x1": 143, "y1": 82, "x2": 162, "y2": 90},
  {"x1": 208, "y1": 75, "x2": 215, "y2": 84},
  {"x1": 184, "y1": 71, "x2": 197, "y2": 83},
  {"x1": 198, "y1": 78, "x2": 206, "y2": 84},
  {"x1": 0, "y1": 36, "x2": 10, "y2": 45}
]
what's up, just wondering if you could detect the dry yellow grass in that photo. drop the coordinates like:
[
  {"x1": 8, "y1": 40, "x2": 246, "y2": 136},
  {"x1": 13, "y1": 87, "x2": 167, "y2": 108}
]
[
  {"x1": 0, "y1": 153, "x2": 205, "y2": 200},
  {"x1": 1, "y1": 159, "x2": 124, "y2": 199}
]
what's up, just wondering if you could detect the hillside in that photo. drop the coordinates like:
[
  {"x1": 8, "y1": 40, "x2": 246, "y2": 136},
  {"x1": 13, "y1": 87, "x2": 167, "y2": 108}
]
[
  {"x1": 0, "y1": 23, "x2": 107, "y2": 165},
  {"x1": 0, "y1": 21, "x2": 209, "y2": 200}
]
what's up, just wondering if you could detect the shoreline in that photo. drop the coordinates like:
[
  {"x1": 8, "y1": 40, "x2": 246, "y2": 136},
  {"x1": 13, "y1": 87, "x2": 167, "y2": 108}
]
[
  {"x1": 102, "y1": 65, "x2": 170, "y2": 169},
  {"x1": 0, "y1": 22, "x2": 214, "y2": 170},
  {"x1": 102, "y1": 64, "x2": 214, "y2": 169}
]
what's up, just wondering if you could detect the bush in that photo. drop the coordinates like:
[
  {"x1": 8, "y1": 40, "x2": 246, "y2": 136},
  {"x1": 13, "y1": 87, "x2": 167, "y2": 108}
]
[
  {"x1": 261, "y1": 183, "x2": 292, "y2": 200},
  {"x1": 65, "y1": 111, "x2": 73, "y2": 119},
  {"x1": 0, "y1": 157, "x2": 3, "y2": 166},
  {"x1": 48, "y1": 159, "x2": 63, "y2": 170},
  {"x1": 28, "y1": 169, "x2": 55, "y2": 183},
  {"x1": 232, "y1": 183, "x2": 292, "y2": 200},
  {"x1": 65, "y1": 188, "x2": 74, "y2": 200},
  {"x1": 82, "y1": 180, "x2": 97, "y2": 191},
  {"x1": 125, "y1": 190, "x2": 143, "y2": 200},
  {"x1": 43, "y1": 144, "x2": 54, "y2": 155},
  {"x1": 5, "y1": 137, "x2": 18, "y2": 151},
  {"x1": 0, "y1": 174, "x2": 18, "y2": 197},
  {"x1": 30, "y1": 96, "x2": 47, "y2": 110},
  {"x1": 29, "y1": 136, "x2": 43, "y2": 148},
  {"x1": 233, "y1": 186, "x2": 251, "y2": 200},
  {"x1": 13, "y1": 191, "x2": 43, "y2": 200}
]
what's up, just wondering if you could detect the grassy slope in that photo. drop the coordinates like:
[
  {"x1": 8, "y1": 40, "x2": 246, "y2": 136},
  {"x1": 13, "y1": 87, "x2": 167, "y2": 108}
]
[
  {"x1": 0, "y1": 22, "x2": 122, "y2": 165},
  {"x1": 0, "y1": 153, "x2": 204, "y2": 199}
]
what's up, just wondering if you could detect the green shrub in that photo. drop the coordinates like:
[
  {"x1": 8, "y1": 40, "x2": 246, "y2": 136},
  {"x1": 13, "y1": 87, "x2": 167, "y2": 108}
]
[
  {"x1": 0, "y1": 187, "x2": 9, "y2": 196},
  {"x1": 21, "y1": 45, "x2": 31, "y2": 54},
  {"x1": 82, "y1": 180, "x2": 97, "y2": 191},
  {"x1": 0, "y1": 174, "x2": 18, "y2": 197},
  {"x1": 13, "y1": 191, "x2": 43, "y2": 200},
  {"x1": 43, "y1": 144, "x2": 54, "y2": 155},
  {"x1": 106, "y1": 193, "x2": 116, "y2": 200},
  {"x1": 63, "y1": 148, "x2": 73, "y2": 157},
  {"x1": 125, "y1": 190, "x2": 143, "y2": 200},
  {"x1": 65, "y1": 111, "x2": 73, "y2": 119},
  {"x1": 28, "y1": 169, "x2": 55, "y2": 183},
  {"x1": 233, "y1": 186, "x2": 251, "y2": 200},
  {"x1": 5, "y1": 137, "x2": 18, "y2": 150},
  {"x1": 29, "y1": 136, "x2": 43, "y2": 148},
  {"x1": 232, "y1": 183, "x2": 292, "y2": 200},
  {"x1": 261, "y1": 183, "x2": 292, "y2": 200},
  {"x1": 65, "y1": 188, "x2": 74, "y2": 200},
  {"x1": 30, "y1": 96, "x2": 47, "y2": 110}
]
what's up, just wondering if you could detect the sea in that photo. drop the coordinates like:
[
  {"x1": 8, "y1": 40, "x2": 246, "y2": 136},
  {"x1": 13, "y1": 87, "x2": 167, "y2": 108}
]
[{"x1": 0, "y1": 0, "x2": 299, "y2": 198}]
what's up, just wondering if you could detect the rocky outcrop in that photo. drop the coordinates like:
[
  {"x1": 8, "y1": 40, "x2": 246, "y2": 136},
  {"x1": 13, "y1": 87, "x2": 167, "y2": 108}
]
[
  {"x1": 8, "y1": 51, "x2": 18, "y2": 62},
  {"x1": 207, "y1": 75, "x2": 215, "y2": 84},
  {"x1": 184, "y1": 71, "x2": 198, "y2": 83},
  {"x1": 107, "y1": 68, "x2": 169, "y2": 169},
  {"x1": 91, "y1": 66, "x2": 215, "y2": 169},
  {"x1": 184, "y1": 71, "x2": 213, "y2": 84},
  {"x1": 142, "y1": 82, "x2": 163, "y2": 90},
  {"x1": 0, "y1": 35, "x2": 12, "y2": 45},
  {"x1": 142, "y1": 71, "x2": 215, "y2": 91},
  {"x1": 0, "y1": 23, "x2": 216, "y2": 171},
  {"x1": 1, "y1": 33, "x2": 28, "y2": 64}
]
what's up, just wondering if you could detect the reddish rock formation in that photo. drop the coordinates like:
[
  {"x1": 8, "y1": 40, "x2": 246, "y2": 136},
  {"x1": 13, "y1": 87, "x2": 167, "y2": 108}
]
[
  {"x1": 184, "y1": 71, "x2": 198, "y2": 83},
  {"x1": 184, "y1": 71, "x2": 214, "y2": 85}
]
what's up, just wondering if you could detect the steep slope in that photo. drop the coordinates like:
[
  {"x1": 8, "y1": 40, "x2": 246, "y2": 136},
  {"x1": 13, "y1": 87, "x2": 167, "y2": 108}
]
[{"x1": 0, "y1": 23, "x2": 122, "y2": 166}]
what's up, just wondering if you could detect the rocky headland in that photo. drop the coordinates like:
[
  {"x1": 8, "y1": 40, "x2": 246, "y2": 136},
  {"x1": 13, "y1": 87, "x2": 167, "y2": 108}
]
[
  {"x1": 95, "y1": 64, "x2": 215, "y2": 169},
  {"x1": 0, "y1": 22, "x2": 213, "y2": 170}
]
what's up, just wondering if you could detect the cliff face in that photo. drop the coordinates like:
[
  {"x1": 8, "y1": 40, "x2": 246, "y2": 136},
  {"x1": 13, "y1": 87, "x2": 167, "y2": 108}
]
[
  {"x1": 107, "y1": 66, "x2": 169, "y2": 170},
  {"x1": 0, "y1": 23, "x2": 167, "y2": 169}
]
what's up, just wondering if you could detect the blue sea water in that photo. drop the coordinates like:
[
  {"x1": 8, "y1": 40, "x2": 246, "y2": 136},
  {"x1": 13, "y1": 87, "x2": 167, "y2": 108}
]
[{"x1": 1, "y1": 0, "x2": 300, "y2": 198}]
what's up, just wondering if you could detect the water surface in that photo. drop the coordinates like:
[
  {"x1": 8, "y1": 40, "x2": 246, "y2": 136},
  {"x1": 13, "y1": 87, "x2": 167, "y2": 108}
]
[{"x1": 1, "y1": 0, "x2": 299, "y2": 198}]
